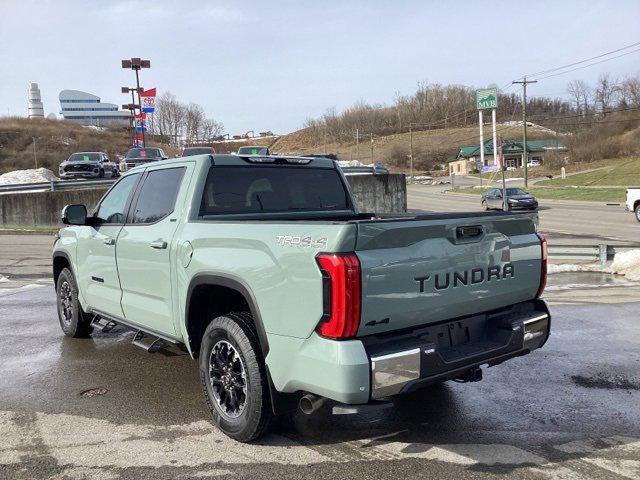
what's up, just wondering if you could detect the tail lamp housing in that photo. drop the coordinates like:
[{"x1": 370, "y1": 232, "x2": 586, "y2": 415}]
[
  {"x1": 315, "y1": 253, "x2": 361, "y2": 339},
  {"x1": 536, "y1": 233, "x2": 548, "y2": 298}
]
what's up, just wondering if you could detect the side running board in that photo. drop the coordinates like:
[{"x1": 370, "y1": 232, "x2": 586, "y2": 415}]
[
  {"x1": 91, "y1": 316, "x2": 117, "y2": 333},
  {"x1": 132, "y1": 330, "x2": 165, "y2": 353}
]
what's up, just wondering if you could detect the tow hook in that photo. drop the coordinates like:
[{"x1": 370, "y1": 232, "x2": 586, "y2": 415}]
[{"x1": 455, "y1": 367, "x2": 483, "y2": 383}]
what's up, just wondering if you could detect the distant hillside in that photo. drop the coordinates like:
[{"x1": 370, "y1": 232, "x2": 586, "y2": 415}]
[
  {"x1": 271, "y1": 123, "x2": 559, "y2": 172},
  {"x1": 0, "y1": 118, "x2": 136, "y2": 174}
]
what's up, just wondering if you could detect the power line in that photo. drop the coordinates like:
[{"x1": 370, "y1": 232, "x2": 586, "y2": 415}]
[
  {"x1": 530, "y1": 47, "x2": 640, "y2": 81},
  {"x1": 524, "y1": 40, "x2": 640, "y2": 79}
]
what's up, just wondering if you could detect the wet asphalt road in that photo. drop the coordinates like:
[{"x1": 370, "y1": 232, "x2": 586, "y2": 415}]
[{"x1": 1, "y1": 284, "x2": 639, "y2": 479}]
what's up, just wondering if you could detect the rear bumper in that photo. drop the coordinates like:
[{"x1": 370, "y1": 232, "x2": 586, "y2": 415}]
[
  {"x1": 267, "y1": 299, "x2": 550, "y2": 405},
  {"x1": 367, "y1": 299, "x2": 550, "y2": 399}
]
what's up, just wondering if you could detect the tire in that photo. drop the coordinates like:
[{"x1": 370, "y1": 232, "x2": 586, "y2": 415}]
[
  {"x1": 56, "y1": 268, "x2": 93, "y2": 338},
  {"x1": 112, "y1": 168, "x2": 120, "y2": 178},
  {"x1": 482, "y1": 200, "x2": 489, "y2": 211},
  {"x1": 199, "y1": 312, "x2": 273, "y2": 442},
  {"x1": 635, "y1": 204, "x2": 640, "y2": 223},
  {"x1": 99, "y1": 169, "x2": 105, "y2": 178}
]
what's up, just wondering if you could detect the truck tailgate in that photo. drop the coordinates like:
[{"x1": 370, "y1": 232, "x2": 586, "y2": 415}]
[{"x1": 354, "y1": 212, "x2": 542, "y2": 336}]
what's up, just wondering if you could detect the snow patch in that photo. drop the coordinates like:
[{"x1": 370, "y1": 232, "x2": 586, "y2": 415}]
[
  {"x1": 608, "y1": 249, "x2": 640, "y2": 281},
  {"x1": 549, "y1": 249, "x2": 640, "y2": 281},
  {"x1": 0, "y1": 275, "x2": 9, "y2": 283},
  {"x1": 0, "y1": 168, "x2": 59, "y2": 185},
  {"x1": 501, "y1": 120, "x2": 559, "y2": 136}
]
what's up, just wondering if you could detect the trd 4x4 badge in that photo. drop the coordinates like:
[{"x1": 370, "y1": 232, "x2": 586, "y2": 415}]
[{"x1": 276, "y1": 235, "x2": 328, "y2": 248}]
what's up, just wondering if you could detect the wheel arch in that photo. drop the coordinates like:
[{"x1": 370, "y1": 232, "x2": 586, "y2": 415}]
[
  {"x1": 185, "y1": 273, "x2": 269, "y2": 359},
  {"x1": 52, "y1": 250, "x2": 72, "y2": 285}
]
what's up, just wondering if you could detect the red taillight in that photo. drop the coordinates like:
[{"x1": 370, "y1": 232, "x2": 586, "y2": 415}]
[
  {"x1": 315, "y1": 253, "x2": 361, "y2": 339},
  {"x1": 536, "y1": 233, "x2": 548, "y2": 298}
]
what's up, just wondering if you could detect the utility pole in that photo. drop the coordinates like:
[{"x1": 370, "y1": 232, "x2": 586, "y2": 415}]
[
  {"x1": 513, "y1": 77, "x2": 537, "y2": 188},
  {"x1": 355, "y1": 128, "x2": 359, "y2": 161},
  {"x1": 323, "y1": 129, "x2": 327, "y2": 154},
  {"x1": 370, "y1": 133, "x2": 374, "y2": 164},
  {"x1": 409, "y1": 125, "x2": 414, "y2": 183}
]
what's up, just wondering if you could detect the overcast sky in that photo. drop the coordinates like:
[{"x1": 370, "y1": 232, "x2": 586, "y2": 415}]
[{"x1": 1, "y1": 0, "x2": 639, "y2": 134}]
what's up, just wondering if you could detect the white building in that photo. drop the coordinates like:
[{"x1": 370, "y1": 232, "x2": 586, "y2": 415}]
[
  {"x1": 59, "y1": 89, "x2": 131, "y2": 127},
  {"x1": 28, "y1": 83, "x2": 44, "y2": 118}
]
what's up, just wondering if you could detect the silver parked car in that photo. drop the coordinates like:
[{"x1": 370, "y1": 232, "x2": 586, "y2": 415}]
[{"x1": 59, "y1": 152, "x2": 119, "y2": 179}]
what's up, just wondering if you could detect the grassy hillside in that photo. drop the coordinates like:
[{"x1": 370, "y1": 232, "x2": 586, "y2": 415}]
[
  {"x1": 271, "y1": 124, "x2": 557, "y2": 173},
  {"x1": 536, "y1": 157, "x2": 640, "y2": 187},
  {"x1": 0, "y1": 117, "x2": 178, "y2": 175}
]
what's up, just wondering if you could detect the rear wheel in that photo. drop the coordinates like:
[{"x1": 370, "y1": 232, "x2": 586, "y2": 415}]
[
  {"x1": 482, "y1": 200, "x2": 489, "y2": 211},
  {"x1": 199, "y1": 313, "x2": 273, "y2": 442},
  {"x1": 56, "y1": 268, "x2": 93, "y2": 337},
  {"x1": 98, "y1": 169, "x2": 105, "y2": 178},
  {"x1": 635, "y1": 204, "x2": 640, "y2": 222}
]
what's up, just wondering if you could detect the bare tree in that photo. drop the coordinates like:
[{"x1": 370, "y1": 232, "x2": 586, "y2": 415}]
[
  {"x1": 200, "y1": 118, "x2": 225, "y2": 141},
  {"x1": 567, "y1": 80, "x2": 591, "y2": 116},
  {"x1": 594, "y1": 73, "x2": 619, "y2": 115}
]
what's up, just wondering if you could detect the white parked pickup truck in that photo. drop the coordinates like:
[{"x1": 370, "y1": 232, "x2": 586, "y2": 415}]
[{"x1": 626, "y1": 188, "x2": 640, "y2": 222}]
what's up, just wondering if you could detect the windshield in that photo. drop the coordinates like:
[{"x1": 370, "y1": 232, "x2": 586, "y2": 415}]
[
  {"x1": 200, "y1": 166, "x2": 351, "y2": 216},
  {"x1": 68, "y1": 153, "x2": 101, "y2": 162},
  {"x1": 183, "y1": 147, "x2": 213, "y2": 156},
  {"x1": 126, "y1": 148, "x2": 161, "y2": 159},
  {"x1": 238, "y1": 146, "x2": 268, "y2": 156},
  {"x1": 506, "y1": 188, "x2": 527, "y2": 196}
]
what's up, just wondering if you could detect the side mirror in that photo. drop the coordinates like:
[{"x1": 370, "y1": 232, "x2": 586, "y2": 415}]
[{"x1": 62, "y1": 204, "x2": 87, "y2": 225}]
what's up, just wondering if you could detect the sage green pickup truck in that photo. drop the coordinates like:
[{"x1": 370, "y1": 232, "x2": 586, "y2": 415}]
[{"x1": 53, "y1": 154, "x2": 550, "y2": 442}]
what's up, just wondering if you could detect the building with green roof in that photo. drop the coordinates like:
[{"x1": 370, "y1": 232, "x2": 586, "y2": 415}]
[{"x1": 448, "y1": 138, "x2": 566, "y2": 175}]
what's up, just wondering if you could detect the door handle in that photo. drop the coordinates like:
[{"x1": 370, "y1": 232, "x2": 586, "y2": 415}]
[
  {"x1": 150, "y1": 239, "x2": 168, "y2": 249},
  {"x1": 103, "y1": 237, "x2": 115, "y2": 246}
]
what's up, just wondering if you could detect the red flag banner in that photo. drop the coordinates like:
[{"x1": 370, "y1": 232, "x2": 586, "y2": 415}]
[
  {"x1": 134, "y1": 112, "x2": 147, "y2": 119},
  {"x1": 140, "y1": 88, "x2": 156, "y2": 97}
]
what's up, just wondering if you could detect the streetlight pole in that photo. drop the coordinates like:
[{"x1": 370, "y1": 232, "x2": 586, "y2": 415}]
[
  {"x1": 122, "y1": 58, "x2": 150, "y2": 147},
  {"x1": 32, "y1": 137, "x2": 37, "y2": 169}
]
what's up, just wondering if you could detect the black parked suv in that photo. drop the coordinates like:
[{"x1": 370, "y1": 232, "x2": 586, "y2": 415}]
[
  {"x1": 59, "y1": 152, "x2": 119, "y2": 179},
  {"x1": 122, "y1": 147, "x2": 168, "y2": 171}
]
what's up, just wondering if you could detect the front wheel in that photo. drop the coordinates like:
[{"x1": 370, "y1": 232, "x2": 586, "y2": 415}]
[
  {"x1": 482, "y1": 200, "x2": 489, "y2": 211},
  {"x1": 199, "y1": 313, "x2": 273, "y2": 442},
  {"x1": 56, "y1": 268, "x2": 93, "y2": 337}
]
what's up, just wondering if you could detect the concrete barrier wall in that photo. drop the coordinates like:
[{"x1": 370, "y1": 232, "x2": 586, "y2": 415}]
[
  {"x1": 0, "y1": 173, "x2": 407, "y2": 228},
  {"x1": 347, "y1": 173, "x2": 407, "y2": 214}
]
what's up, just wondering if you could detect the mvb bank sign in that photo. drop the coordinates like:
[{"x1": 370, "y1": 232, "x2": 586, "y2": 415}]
[{"x1": 476, "y1": 88, "x2": 498, "y2": 110}]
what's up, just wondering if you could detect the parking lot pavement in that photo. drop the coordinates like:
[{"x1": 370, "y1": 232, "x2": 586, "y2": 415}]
[
  {"x1": 1, "y1": 281, "x2": 639, "y2": 479},
  {"x1": 408, "y1": 184, "x2": 640, "y2": 244}
]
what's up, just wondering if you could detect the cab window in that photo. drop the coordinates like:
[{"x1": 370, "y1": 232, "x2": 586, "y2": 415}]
[{"x1": 95, "y1": 173, "x2": 140, "y2": 225}]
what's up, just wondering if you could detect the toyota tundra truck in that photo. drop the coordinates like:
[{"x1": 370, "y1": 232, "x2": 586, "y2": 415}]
[{"x1": 53, "y1": 154, "x2": 550, "y2": 442}]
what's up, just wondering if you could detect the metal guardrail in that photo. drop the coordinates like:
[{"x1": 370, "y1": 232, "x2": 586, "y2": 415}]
[
  {"x1": 0, "y1": 178, "x2": 114, "y2": 194},
  {"x1": 548, "y1": 244, "x2": 640, "y2": 266}
]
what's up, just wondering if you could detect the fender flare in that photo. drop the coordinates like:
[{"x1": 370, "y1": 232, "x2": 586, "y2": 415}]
[
  {"x1": 52, "y1": 250, "x2": 73, "y2": 284},
  {"x1": 185, "y1": 273, "x2": 269, "y2": 357}
]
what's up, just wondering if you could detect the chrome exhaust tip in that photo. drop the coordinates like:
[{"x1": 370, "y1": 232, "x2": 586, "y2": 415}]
[{"x1": 299, "y1": 393, "x2": 326, "y2": 415}]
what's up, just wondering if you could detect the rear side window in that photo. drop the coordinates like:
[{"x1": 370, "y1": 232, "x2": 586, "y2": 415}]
[
  {"x1": 132, "y1": 167, "x2": 185, "y2": 223},
  {"x1": 200, "y1": 166, "x2": 350, "y2": 216}
]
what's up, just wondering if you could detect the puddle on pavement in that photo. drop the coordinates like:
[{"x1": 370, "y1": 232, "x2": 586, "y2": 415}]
[{"x1": 546, "y1": 271, "x2": 637, "y2": 291}]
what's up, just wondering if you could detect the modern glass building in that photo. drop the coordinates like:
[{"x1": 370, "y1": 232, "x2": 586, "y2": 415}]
[{"x1": 59, "y1": 90, "x2": 131, "y2": 127}]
